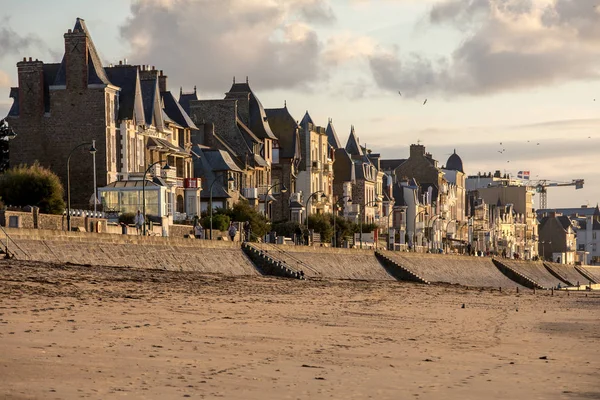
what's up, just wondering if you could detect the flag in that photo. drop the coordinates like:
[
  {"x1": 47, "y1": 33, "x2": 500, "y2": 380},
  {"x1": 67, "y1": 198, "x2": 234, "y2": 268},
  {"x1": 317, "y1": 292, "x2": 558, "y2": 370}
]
[{"x1": 517, "y1": 171, "x2": 530, "y2": 180}]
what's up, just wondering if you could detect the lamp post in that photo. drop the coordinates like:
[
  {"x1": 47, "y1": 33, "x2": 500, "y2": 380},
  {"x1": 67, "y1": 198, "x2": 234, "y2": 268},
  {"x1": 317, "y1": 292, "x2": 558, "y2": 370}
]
[
  {"x1": 209, "y1": 172, "x2": 235, "y2": 240},
  {"x1": 142, "y1": 160, "x2": 171, "y2": 236},
  {"x1": 333, "y1": 195, "x2": 352, "y2": 248},
  {"x1": 413, "y1": 209, "x2": 428, "y2": 252},
  {"x1": 360, "y1": 200, "x2": 379, "y2": 249},
  {"x1": 67, "y1": 141, "x2": 97, "y2": 232},
  {"x1": 428, "y1": 215, "x2": 441, "y2": 252},
  {"x1": 443, "y1": 219, "x2": 456, "y2": 254},
  {"x1": 305, "y1": 190, "x2": 327, "y2": 237},
  {"x1": 264, "y1": 182, "x2": 287, "y2": 219}
]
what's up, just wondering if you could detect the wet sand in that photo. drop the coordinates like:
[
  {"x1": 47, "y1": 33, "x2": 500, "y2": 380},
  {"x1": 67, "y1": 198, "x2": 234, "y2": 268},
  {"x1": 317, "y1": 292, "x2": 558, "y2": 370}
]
[{"x1": 1, "y1": 260, "x2": 599, "y2": 400}]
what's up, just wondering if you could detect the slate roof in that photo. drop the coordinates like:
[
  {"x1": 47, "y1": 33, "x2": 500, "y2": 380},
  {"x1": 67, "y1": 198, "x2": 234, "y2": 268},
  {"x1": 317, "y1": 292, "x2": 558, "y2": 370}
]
[
  {"x1": 147, "y1": 137, "x2": 189, "y2": 156},
  {"x1": 8, "y1": 88, "x2": 19, "y2": 117},
  {"x1": 140, "y1": 79, "x2": 158, "y2": 126},
  {"x1": 392, "y1": 183, "x2": 409, "y2": 207},
  {"x1": 446, "y1": 149, "x2": 464, "y2": 173},
  {"x1": 105, "y1": 66, "x2": 139, "y2": 121},
  {"x1": 537, "y1": 206, "x2": 600, "y2": 218},
  {"x1": 345, "y1": 126, "x2": 364, "y2": 157},
  {"x1": 161, "y1": 91, "x2": 197, "y2": 129},
  {"x1": 326, "y1": 119, "x2": 342, "y2": 149},
  {"x1": 178, "y1": 89, "x2": 198, "y2": 115},
  {"x1": 265, "y1": 106, "x2": 299, "y2": 159},
  {"x1": 54, "y1": 18, "x2": 110, "y2": 87},
  {"x1": 300, "y1": 111, "x2": 314, "y2": 127},
  {"x1": 202, "y1": 149, "x2": 243, "y2": 172},
  {"x1": 576, "y1": 218, "x2": 600, "y2": 231},
  {"x1": 226, "y1": 82, "x2": 277, "y2": 140}
]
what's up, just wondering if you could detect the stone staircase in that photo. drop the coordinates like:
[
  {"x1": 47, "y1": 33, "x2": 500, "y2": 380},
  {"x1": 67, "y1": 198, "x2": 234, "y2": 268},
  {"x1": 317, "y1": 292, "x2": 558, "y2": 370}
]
[
  {"x1": 492, "y1": 258, "x2": 543, "y2": 290},
  {"x1": 242, "y1": 243, "x2": 304, "y2": 280},
  {"x1": 374, "y1": 251, "x2": 430, "y2": 284}
]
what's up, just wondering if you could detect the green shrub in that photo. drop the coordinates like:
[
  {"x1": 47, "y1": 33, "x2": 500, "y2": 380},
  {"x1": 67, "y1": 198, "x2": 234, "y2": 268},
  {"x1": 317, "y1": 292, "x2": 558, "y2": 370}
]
[
  {"x1": 307, "y1": 213, "x2": 334, "y2": 243},
  {"x1": 219, "y1": 200, "x2": 270, "y2": 240},
  {"x1": 201, "y1": 214, "x2": 230, "y2": 231},
  {"x1": 272, "y1": 221, "x2": 302, "y2": 238},
  {"x1": 0, "y1": 163, "x2": 65, "y2": 214}
]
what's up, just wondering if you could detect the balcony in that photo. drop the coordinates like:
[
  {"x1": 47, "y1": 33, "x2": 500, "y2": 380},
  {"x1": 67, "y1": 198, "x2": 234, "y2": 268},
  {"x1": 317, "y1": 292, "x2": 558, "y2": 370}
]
[
  {"x1": 160, "y1": 167, "x2": 177, "y2": 180},
  {"x1": 311, "y1": 160, "x2": 322, "y2": 171},
  {"x1": 242, "y1": 188, "x2": 258, "y2": 199}
]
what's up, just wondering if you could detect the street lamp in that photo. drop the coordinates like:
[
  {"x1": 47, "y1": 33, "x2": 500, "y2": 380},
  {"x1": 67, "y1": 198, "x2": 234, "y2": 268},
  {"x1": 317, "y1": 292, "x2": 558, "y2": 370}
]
[
  {"x1": 264, "y1": 182, "x2": 288, "y2": 219},
  {"x1": 443, "y1": 219, "x2": 456, "y2": 254},
  {"x1": 333, "y1": 196, "x2": 352, "y2": 248},
  {"x1": 305, "y1": 190, "x2": 327, "y2": 240},
  {"x1": 209, "y1": 173, "x2": 235, "y2": 240},
  {"x1": 360, "y1": 200, "x2": 379, "y2": 249},
  {"x1": 67, "y1": 141, "x2": 97, "y2": 232},
  {"x1": 142, "y1": 160, "x2": 171, "y2": 236},
  {"x1": 413, "y1": 209, "x2": 428, "y2": 252},
  {"x1": 428, "y1": 215, "x2": 442, "y2": 252}
]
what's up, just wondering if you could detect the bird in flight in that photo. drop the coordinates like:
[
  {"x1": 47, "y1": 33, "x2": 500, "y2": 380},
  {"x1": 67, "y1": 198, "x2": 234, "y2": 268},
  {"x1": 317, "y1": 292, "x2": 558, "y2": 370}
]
[
  {"x1": 423, "y1": 99, "x2": 428, "y2": 105},
  {"x1": 398, "y1": 91, "x2": 402, "y2": 96}
]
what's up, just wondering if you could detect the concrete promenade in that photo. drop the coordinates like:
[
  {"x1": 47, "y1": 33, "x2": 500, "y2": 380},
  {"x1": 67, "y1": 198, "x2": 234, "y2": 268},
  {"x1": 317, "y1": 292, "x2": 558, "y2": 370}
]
[{"x1": 1, "y1": 227, "x2": 598, "y2": 290}]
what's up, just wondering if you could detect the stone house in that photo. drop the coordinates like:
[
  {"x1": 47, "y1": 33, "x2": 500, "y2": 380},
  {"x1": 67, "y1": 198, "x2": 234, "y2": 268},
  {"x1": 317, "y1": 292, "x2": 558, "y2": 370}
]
[
  {"x1": 296, "y1": 111, "x2": 333, "y2": 218},
  {"x1": 265, "y1": 103, "x2": 302, "y2": 222},
  {"x1": 6, "y1": 18, "x2": 200, "y2": 223},
  {"x1": 441, "y1": 150, "x2": 467, "y2": 240},
  {"x1": 538, "y1": 213, "x2": 576, "y2": 264},
  {"x1": 7, "y1": 18, "x2": 117, "y2": 210},
  {"x1": 186, "y1": 79, "x2": 274, "y2": 213}
]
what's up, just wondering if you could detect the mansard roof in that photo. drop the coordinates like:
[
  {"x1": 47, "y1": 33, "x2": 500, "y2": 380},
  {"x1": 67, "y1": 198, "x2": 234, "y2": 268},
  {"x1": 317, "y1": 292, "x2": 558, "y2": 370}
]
[
  {"x1": 345, "y1": 126, "x2": 363, "y2": 157},
  {"x1": 140, "y1": 79, "x2": 157, "y2": 126},
  {"x1": 161, "y1": 91, "x2": 198, "y2": 129},
  {"x1": 265, "y1": 105, "x2": 300, "y2": 159},
  {"x1": 54, "y1": 18, "x2": 111, "y2": 86},
  {"x1": 105, "y1": 65, "x2": 140, "y2": 121},
  {"x1": 179, "y1": 87, "x2": 198, "y2": 115},
  {"x1": 326, "y1": 119, "x2": 342, "y2": 149},
  {"x1": 300, "y1": 111, "x2": 314, "y2": 127},
  {"x1": 226, "y1": 81, "x2": 277, "y2": 140}
]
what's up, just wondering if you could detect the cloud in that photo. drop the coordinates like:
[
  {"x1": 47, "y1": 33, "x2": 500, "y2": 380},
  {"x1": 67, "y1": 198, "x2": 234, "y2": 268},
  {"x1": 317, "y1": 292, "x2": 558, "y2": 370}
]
[
  {"x1": 0, "y1": 17, "x2": 44, "y2": 60},
  {"x1": 369, "y1": 0, "x2": 600, "y2": 97},
  {"x1": 120, "y1": 0, "x2": 335, "y2": 93},
  {"x1": 0, "y1": 70, "x2": 11, "y2": 88}
]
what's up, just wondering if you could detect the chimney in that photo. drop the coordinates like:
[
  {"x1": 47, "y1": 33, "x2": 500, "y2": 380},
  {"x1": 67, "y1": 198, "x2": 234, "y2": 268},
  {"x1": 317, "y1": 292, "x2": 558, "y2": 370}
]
[
  {"x1": 63, "y1": 28, "x2": 88, "y2": 90},
  {"x1": 17, "y1": 58, "x2": 45, "y2": 117},
  {"x1": 158, "y1": 70, "x2": 167, "y2": 92},
  {"x1": 410, "y1": 144, "x2": 425, "y2": 159}
]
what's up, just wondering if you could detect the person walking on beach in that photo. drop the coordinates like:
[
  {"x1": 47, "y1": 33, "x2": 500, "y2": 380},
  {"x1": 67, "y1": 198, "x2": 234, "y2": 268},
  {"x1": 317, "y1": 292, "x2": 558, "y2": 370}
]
[
  {"x1": 134, "y1": 210, "x2": 145, "y2": 235},
  {"x1": 228, "y1": 222, "x2": 237, "y2": 242}
]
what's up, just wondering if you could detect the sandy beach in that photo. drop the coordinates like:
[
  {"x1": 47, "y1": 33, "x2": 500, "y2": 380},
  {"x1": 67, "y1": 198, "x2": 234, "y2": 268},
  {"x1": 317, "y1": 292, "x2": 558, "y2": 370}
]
[{"x1": 1, "y1": 260, "x2": 599, "y2": 400}]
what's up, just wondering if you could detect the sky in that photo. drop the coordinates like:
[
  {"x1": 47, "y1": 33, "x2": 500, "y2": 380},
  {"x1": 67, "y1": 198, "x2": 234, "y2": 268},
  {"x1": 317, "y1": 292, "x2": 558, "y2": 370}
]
[{"x1": 0, "y1": 0, "x2": 599, "y2": 208}]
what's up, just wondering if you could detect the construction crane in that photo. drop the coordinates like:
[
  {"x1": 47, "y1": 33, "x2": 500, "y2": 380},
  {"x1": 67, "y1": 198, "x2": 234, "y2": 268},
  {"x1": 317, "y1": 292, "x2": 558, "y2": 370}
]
[{"x1": 529, "y1": 179, "x2": 584, "y2": 209}]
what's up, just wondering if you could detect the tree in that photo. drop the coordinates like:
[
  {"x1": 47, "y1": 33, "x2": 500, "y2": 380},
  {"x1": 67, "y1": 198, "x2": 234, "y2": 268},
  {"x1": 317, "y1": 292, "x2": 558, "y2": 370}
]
[
  {"x1": 307, "y1": 213, "x2": 334, "y2": 243},
  {"x1": 213, "y1": 200, "x2": 270, "y2": 240},
  {"x1": 0, "y1": 119, "x2": 17, "y2": 173},
  {"x1": 0, "y1": 163, "x2": 65, "y2": 214}
]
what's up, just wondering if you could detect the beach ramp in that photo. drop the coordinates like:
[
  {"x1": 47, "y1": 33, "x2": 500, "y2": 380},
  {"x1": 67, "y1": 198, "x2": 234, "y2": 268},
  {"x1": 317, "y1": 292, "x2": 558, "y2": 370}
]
[
  {"x1": 494, "y1": 259, "x2": 561, "y2": 289},
  {"x1": 543, "y1": 262, "x2": 592, "y2": 286},
  {"x1": 254, "y1": 245, "x2": 395, "y2": 281},
  {"x1": 379, "y1": 251, "x2": 525, "y2": 289}
]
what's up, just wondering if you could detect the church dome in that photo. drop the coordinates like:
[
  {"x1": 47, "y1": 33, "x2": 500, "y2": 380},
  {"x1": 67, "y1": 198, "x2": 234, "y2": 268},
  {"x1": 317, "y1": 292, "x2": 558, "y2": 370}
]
[{"x1": 446, "y1": 149, "x2": 464, "y2": 173}]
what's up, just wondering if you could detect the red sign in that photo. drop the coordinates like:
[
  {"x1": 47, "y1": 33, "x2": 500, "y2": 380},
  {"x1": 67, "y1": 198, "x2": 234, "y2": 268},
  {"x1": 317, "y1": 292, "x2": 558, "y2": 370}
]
[{"x1": 184, "y1": 178, "x2": 200, "y2": 188}]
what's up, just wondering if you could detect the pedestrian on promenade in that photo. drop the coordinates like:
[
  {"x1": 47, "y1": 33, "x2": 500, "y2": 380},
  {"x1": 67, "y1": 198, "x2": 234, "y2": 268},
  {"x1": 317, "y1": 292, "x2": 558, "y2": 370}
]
[
  {"x1": 244, "y1": 220, "x2": 251, "y2": 242},
  {"x1": 134, "y1": 210, "x2": 145, "y2": 235},
  {"x1": 194, "y1": 223, "x2": 204, "y2": 239},
  {"x1": 228, "y1": 222, "x2": 237, "y2": 242}
]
